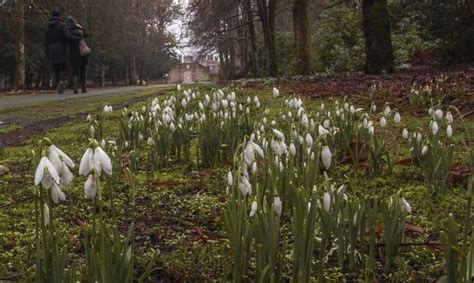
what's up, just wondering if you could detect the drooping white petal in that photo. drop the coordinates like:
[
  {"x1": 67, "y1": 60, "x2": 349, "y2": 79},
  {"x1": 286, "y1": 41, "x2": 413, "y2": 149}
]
[
  {"x1": 273, "y1": 87, "x2": 280, "y2": 97},
  {"x1": 323, "y1": 192, "x2": 331, "y2": 212},
  {"x1": 61, "y1": 163, "x2": 74, "y2": 186},
  {"x1": 273, "y1": 197, "x2": 282, "y2": 216},
  {"x1": 250, "y1": 201, "x2": 258, "y2": 217},
  {"x1": 227, "y1": 172, "x2": 233, "y2": 186},
  {"x1": 321, "y1": 146, "x2": 332, "y2": 170},
  {"x1": 272, "y1": 129, "x2": 285, "y2": 140},
  {"x1": 48, "y1": 149, "x2": 62, "y2": 173},
  {"x1": 447, "y1": 125, "x2": 453, "y2": 138},
  {"x1": 252, "y1": 142, "x2": 264, "y2": 158},
  {"x1": 34, "y1": 158, "x2": 46, "y2": 186},
  {"x1": 402, "y1": 128, "x2": 409, "y2": 139},
  {"x1": 50, "y1": 182, "x2": 66, "y2": 204},
  {"x1": 394, "y1": 112, "x2": 401, "y2": 124},
  {"x1": 238, "y1": 174, "x2": 252, "y2": 197},
  {"x1": 79, "y1": 148, "x2": 94, "y2": 176},
  {"x1": 84, "y1": 174, "x2": 97, "y2": 199},
  {"x1": 244, "y1": 143, "x2": 255, "y2": 166},
  {"x1": 401, "y1": 197, "x2": 412, "y2": 213},
  {"x1": 94, "y1": 147, "x2": 112, "y2": 176},
  {"x1": 43, "y1": 157, "x2": 60, "y2": 185}
]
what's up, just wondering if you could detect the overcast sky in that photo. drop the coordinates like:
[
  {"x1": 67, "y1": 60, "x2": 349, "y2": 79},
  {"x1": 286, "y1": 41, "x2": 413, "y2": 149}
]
[{"x1": 168, "y1": 0, "x2": 197, "y2": 60}]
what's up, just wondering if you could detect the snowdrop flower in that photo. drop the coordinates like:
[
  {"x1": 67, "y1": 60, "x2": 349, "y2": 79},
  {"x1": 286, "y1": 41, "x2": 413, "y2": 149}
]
[
  {"x1": 48, "y1": 145, "x2": 74, "y2": 187},
  {"x1": 323, "y1": 192, "x2": 331, "y2": 212},
  {"x1": 250, "y1": 201, "x2": 258, "y2": 217},
  {"x1": 421, "y1": 145, "x2": 428, "y2": 155},
  {"x1": 273, "y1": 197, "x2": 282, "y2": 216},
  {"x1": 244, "y1": 141, "x2": 264, "y2": 165},
  {"x1": 252, "y1": 162, "x2": 257, "y2": 173},
  {"x1": 35, "y1": 156, "x2": 60, "y2": 189},
  {"x1": 273, "y1": 87, "x2": 280, "y2": 97},
  {"x1": 289, "y1": 143, "x2": 296, "y2": 157},
  {"x1": 446, "y1": 111, "x2": 453, "y2": 124},
  {"x1": 227, "y1": 172, "x2": 233, "y2": 187},
  {"x1": 434, "y1": 109, "x2": 443, "y2": 120},
  {"x1": 103, "y1": 105, "x2": 113, "y2": 113},
  {"x1": 50, "y1": 182, "x2": 66, "y2": 204},
  {"x1": 181, "y1": 99, "x2": 187, "y2": 108},
  {"x1": 318, "y1": 125, "x2": 329, "y2": 136},
  {"x1": 380, "y1": 117, "x2": 387, "y2": 128},
  {"x1": 84, "y1": 174, "x2": 97, "y2": 199},
  {"x1": 321, "y1": 146, "x2": 332, "y2": 170},
  {"x1": 431, "y1": 121, "x2": 439, "y2": 135},
  {"x1": 350, "y1": 105, "x2": 356, "y2": 114},
  {"x1": 305, "y1": 133, "x2": 313, "y2": 147},
  {"x1": 384, "y1": 105, "x2": 391, "y2": 117},
  {"x1": 416, "y1": 133, "x2": 422, "y2": 142},
  {"x1": 176, "y1": 84, "x2": 181, "y2": 91},
  {"x1": 402, "y1": 128, "x2": 409, "y2": 139},
  {"x1": 401, "y1": 197, "x2": 412, "y2": 213},
  {"x1": 368, "y1": 126, "x2": 375, "y2": 135},
  {"x1": 79, "y1": 145, "x2": 112, "y2": 176},
  {"x1": 147, "y1": 137, "x2": 154, "y2": 146},
  {"x1": 302, "y1": 114, "x2": 309, "y2": 129},
  {"x1": 272, "y1": 129, "x2": 285, "y2": 140},
  {"x1": 170, "y1": 122, "x2": 176, "y2": 132},
  {"x1": 239, "y1": 173, "x2": 252, "y2": 197},
  {"x1": 447, "y1": 125, "x2": 453, "y2": 138},
  {"x1": 372, "y1": 104, "x2": 377, "y2": 112},
  {"x1": 271, "y1": 120, "x2": 277, "y2": 126},
  {"x1": 394, "y1": 112, "x2": 401, "y2": 124}
]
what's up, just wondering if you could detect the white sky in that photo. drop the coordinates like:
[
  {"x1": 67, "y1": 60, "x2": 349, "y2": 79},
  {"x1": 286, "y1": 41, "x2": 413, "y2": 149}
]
[{"x1": 168, "y1": 0, "x2": 197, "y2": 60}]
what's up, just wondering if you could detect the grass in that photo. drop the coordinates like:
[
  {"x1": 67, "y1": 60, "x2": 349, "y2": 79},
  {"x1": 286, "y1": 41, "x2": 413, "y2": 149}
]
[
  {"x1": 0, "y1": 124, "x2": 23, "y2": 135},
  {"x1": 0, "y1": 84, "x2": 472, "y2": 281}
]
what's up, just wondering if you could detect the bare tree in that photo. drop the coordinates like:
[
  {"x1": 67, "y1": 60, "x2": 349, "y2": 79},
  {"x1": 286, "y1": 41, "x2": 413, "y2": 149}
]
[
  {"x1": 255, "y1": 0, "x2": 278, "y2": 77},
  {"x1": 293, "y1": 0, "x2": 312, "y2": 75}
]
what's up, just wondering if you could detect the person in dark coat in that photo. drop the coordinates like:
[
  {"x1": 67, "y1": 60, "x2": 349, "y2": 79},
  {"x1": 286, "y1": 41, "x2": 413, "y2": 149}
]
[
  {"x1": 66, "y1": 16, "x2": 89, "y2": 94},
  {"x1": 45, "y1": 10, "x2": 82, "y2": 94}
]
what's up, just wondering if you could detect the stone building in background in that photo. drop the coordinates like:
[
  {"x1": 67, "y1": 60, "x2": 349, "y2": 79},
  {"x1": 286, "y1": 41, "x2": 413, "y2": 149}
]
[{"x1": 167, "y1": 55, "x2": 220, "y2": 84}]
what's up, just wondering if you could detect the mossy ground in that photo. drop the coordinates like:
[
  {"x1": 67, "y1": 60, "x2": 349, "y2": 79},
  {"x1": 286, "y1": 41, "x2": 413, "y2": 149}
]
[{"x1": 0, "y1": 85, "x2": 472, "y2": 281}]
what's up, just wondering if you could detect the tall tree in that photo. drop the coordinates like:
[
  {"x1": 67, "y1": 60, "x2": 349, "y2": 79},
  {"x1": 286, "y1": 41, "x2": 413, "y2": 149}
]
[
  {"x1": 14, "y1": 0, "x2": 25, "y2": 91},
  {"x1": 256, "y1": 0, "x2": 278, "y2": 77},
  {"x1": 362, "y1": 0, "x2": 394, "y2": 74},
  {"x1": 292, "y1": 0, "x2": 312, "y2": 75}
]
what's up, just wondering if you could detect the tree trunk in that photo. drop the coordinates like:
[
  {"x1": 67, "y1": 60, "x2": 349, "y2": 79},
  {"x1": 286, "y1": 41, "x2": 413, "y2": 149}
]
[
  {"x1": 362, "y1": 0, "x2": 394, "y2": 74},
  {"x1": 128, "y1": 54, "x2": 137, "y2": 85},
  {"x1": 256, "y1": 0, "x2": 278, "y2": 77},
  {"x1": 100, "y1": 64, "x2": 106, "y2": 87},
  {"x1": 243, "y1": 0, "x2": 259, "y2": 77},
  {"x1": 14, "y1": 0, "x2": 25, "y2": 91},
  {"x1": 293, "y1": 0, "x2": 313, "y2": 75}
]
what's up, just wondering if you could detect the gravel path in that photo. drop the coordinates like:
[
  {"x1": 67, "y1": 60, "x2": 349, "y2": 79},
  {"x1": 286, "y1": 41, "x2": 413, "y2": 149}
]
[{"x1": 0, "y1": 84, "x2": 172, "y2": 110}]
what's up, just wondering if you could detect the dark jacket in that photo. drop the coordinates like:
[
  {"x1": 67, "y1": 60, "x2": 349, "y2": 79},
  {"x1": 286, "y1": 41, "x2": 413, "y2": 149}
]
[
  {"x1": 45, "y1": 17, "x2": 81, "y2": 64},
  {"x1": 67, "y1": 23, "x2": 89, "y2": 67}
]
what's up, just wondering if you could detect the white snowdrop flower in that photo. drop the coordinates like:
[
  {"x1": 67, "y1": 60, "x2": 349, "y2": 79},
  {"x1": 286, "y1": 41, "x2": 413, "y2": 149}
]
[
  {"x1": 310, "y1": 151, "x2": 315, "y2": 160},
  {"x1": 416, "y1": 133, "x2": 422, "y2": 142},
  {"x1": 307, "y1": 202, "x2": 311, "y2": 213},
  {"x1": 147, "y1": 137, "x2": 154, "y2": 146},
  {"x1": 43, "y1": 204, "x2": 50, "y2": 226},
  {"x1": 255, "y1": 101, "x2": 260, "y2": 108},
  {"x1": 431, "y1": 121, "x2": 439, "y2": 135},
  {"x1": 369, "y1": 126, "x2": 375, "y2": 136},
  {"x1": 246, "y1": 107, "x2": 250, "y2": 114},
  {"x1": 198, "y1": 102, "x2": 204, "y2": 111},
  {"x1": 252, "y1": 162, "x2": 257, "y2": 174},
  {"x1": 350, "y1": 105, "x2": 355, "y2": 114},
  {"x1": 401, "y1": 197, "x2": 412, "y2": 213},
  {"x1": 205, "y1": 94, "x2": 211, "y2": 104},
  {"x1": 298, "y1": 135, "x2": 304, "y2": 145},
  {"x1": 35, "y1": 156, "x2": 60, "y2": 189},
  {"x1": 323, "y1": 192, "x2": 331, "y2": 212},
  {"x1": 446, "y1": 111, "x2": 454, "y2": 124},
  {"x1": 239, "y1": 173, "x2": 252, "y2": 197},
  {"x1": 372, "y1": 104, "x2": 377, "y2": 112},
  {"x1": 305, "y1": 133, "x2": 313, "y2": 147},
  {"x1": 84, "y1": 174, "x2": 97, "y2": 199},
  {"x1": 169, "y1": 122, "x2": 176, "y2": 132},
  {"x1": 273, "y1": 87, "x2": 280, "y2": 97},
  {"x1": 86, "y1": 114, "x2": 92, "y2": 121},
  {"x1": 447, "y1": 125, "x2": 453, "y2": 138},
  {"x1": 323, "y1": 119, "x2": 330, "y2": 129},
  {"x1": 289, "y1": 143, "x2": 296, "y2": 157},
  {"x1": 302, "y1": 114, "x2": 309, "y2": 129},
  {"x1": 273, "y1": 129, "x2": 285, "y2": 140},
  {"x1": 434, "y1": 109, "x2": 443, "y2": 120},
  {"x1": 428, "y1": 107, "x2": 433, "y2": 115},
  {"x1": 50, "y1": 182, "x2": 66, "y2": 204},
  {"x1": 181, "y1": 99, "x2": 187, "y2": 108},
  {"x1": 221, "y1": 99, "x2": 229, "y2": 108},
  {"x1": 321, "y1": 146, "x2": 332, "y2": 170},
  {"x1": 89, "y1": 125, "x2": 95, "y2": 136},
  {"x1": 402, "y1": 128, "x2": 409, "y2": 139},
  {"x1": 250, "y1": 201, "x2": 258, "y2": 217},
  {"x1": 421, "y1": 145, "x2": 428, "y2": 155},
  {"x1": 273, "y1": 197, "x2": 283, "y2": 216},
  {"x1": 176, "y1": 84, "x2": 181, "y2": 91},
  {"x1": 94, "y1": 146, "x2": 112, "y2": 176},
  {"x1": 318, "y1": 125, "x2": 329, "y2": 136},
  {"x1": 260, "y1": 125, "x2": 265, "y2": 132},
  {"x1": 384, "y1": 105, "x2": 391, "y2": 117},
  {"x1": 380, "y1": 117, "x2": 387, "y2": 128},
  {"x1": 227, "y1": 172, "x2": 233, "y2": 187},
  {"x1": 124, "y1": 141, "x2": 129, "y2": 148},
  {"x1": 394, "y1": 112, "x2": 401, "y2": 124}
]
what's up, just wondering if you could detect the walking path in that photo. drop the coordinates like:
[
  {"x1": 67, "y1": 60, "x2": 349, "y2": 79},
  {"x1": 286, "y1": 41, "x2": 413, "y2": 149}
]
[{"x1": 0, "y1": 84, "x2": 172, "y2": 110}]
